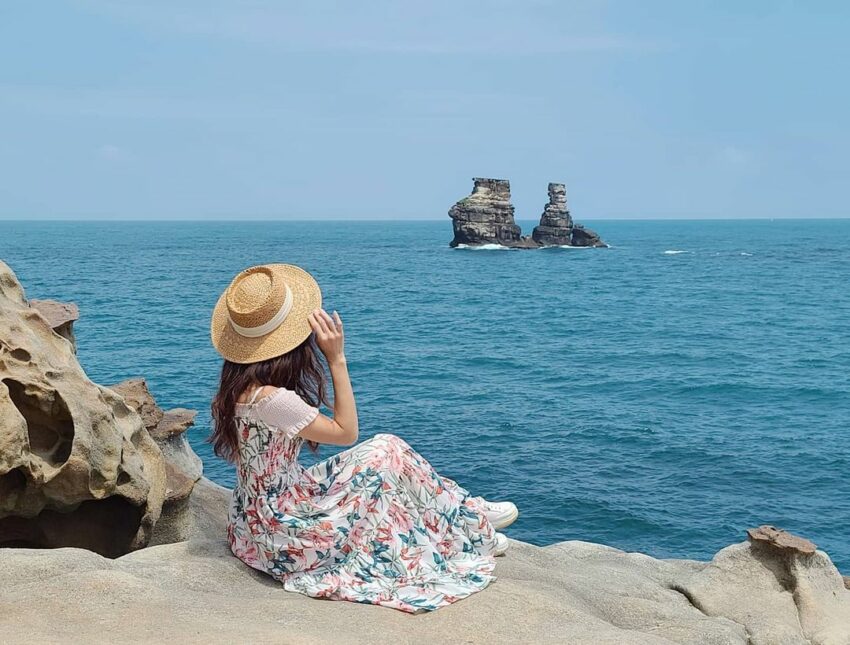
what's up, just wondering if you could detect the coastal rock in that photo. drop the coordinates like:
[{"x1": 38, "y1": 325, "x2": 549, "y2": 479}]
[
  {"x1": 28, "y1": 299, "x2": 79, "y2": 352},
  {"x1": 674, "y1": 527, "x2": 850, "y2": 645},
  {"x1": 569, "y1": 223, "x2": 607, "y2": 248},
  {"x1": 152, "y1": 408, "x2": 203, "y2": 482},
  {"x1": 531, "y1": 183, "x2": 574, "y2": 246},
  {"x1": 449, "y1": 178, "x2": 607, "y2": 248},
  {"x1": 110, "y1": 378, "x2": 164, "y2": 433},
  {"x1": 0, "y1": 262, "x2": 167, "y2": 558},
  {"x1": 746, "y1": 524, "x2": 817, "y2": 554},
  {"x1": 448, "y1": 178, "x2": 537, "y2": 248},
  {"x1": 108, "y1": 378, "x2": 202, "y2": 545},
  {"x1": 149, "y1": 461, "x2": 197, "y2": 546},
  {"x1": 1, "y1": 491, "x2": 848, "y2": 644},
  {"x1": 110, "y1": 379, "x2": 202, "y2": 482}
]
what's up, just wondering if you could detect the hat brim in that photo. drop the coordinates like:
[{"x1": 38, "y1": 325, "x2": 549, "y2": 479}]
[{"x1": 210, "y1": 264, "x2": 322, "y2": 364}]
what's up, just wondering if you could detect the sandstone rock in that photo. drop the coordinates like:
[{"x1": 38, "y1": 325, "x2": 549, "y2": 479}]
[
  {"x1": 108, "y1": 380, "x2": 202, "y2": 545},
  {"x1": 110, "y1": 378, "x2": 163, "y2": 433},
  {"x1": 28, "y1": 299, "x2": 79, "y2": 352},
  {"x1": 448, "y1": 178, "x2": 537, "y2": 248},
  {"x1": 786, "y1": 545, "x2": 850, "y2": 645},
  {"x1": 569, "y1": 223, "x2": 607, "y2": 247},
  {"x1": 674, "y1": 527, "x2": 850, "y2": 645},
  {"x1": 154, "y1": 408, "x2": 197, "y2": 439},
  {"x1": 531, "y1": 183, "x2": 574, "y2": 246},
  {"x1": 110, "y1": 379, "x2": 203, "y2": 483},
  {"x1": 0, "y1": 262, "x2": 167, "y2": 558},
  {"x1": 449, "y1": 178, "x2": 606, "y2": 248},
  {"x1": 3, "y1": 490, "x2": 848, "y2": 644},
  {"x1": 747, "y1": 524, "x2": 817, "y2": 554},
  {"x1": 152, "y1": 408, "x2": 203, "y2": 482},
  {"x1": 149, "y1": 462, "x2": 197, "y2": 546}
]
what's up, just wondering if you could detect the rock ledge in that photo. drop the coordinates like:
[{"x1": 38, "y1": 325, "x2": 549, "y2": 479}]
[{"x1": 2, "y1": 486, "x2": 848, "y2": 644}]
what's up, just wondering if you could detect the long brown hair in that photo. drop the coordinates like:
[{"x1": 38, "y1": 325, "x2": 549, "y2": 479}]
[{"x1": 207, "y1": 334, "x2": 328, "y2": 463}]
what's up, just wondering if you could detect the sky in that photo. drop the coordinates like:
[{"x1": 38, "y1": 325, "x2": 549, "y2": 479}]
[{"x1": 1, "y1": 1, "x2": 848, "y2": 220}]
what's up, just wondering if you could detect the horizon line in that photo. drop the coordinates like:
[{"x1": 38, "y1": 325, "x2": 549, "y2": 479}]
[{"x1": 1, "y1": 216, "x2": 849, "y2": 223}]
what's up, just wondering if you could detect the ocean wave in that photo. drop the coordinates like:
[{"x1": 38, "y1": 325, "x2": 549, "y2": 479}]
[
  {"x1": 454, "y1": 243, "x2": 513, "y2": 251},
  {"x1": 663, "y1": 250, "x2": 688, "y2": 255}
]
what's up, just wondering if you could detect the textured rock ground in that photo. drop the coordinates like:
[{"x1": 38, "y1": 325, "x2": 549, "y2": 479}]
[
  {"x1": 2, "y1": 478, "x2": 848, "y2": 644},
  {"x1": 0, "y1": 261, "x2": 167, "y2": 556},
  {"x1": 449, "y1": 177, "x2": 606, "y2": 248}
]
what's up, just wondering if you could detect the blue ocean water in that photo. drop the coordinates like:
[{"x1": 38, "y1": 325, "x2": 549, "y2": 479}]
[{"x1": 1, "y1": 219, "x2": 848, "y2": 570}]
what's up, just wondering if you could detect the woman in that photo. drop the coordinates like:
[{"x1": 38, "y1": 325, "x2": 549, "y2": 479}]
[{"x1": 207, "y1": 264, "x2": 519, "y2": 613}]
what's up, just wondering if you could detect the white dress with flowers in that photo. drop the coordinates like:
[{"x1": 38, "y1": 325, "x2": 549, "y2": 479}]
[{"x1": 226, "y1": 387, "x2": 499, "y2": 613}]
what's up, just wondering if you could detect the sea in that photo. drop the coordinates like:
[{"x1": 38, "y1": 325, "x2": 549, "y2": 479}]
[{"x1": 1, "y1": 219, "x2": 848, "y2": 571}]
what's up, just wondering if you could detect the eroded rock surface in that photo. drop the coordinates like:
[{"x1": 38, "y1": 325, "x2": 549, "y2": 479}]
[
  {"x1": 110, "y1": 379, "x2": 202, "y2": 483},
  {"x1": 531, "y1": 182, "x2": 574, "y2": 246},
  {"x1": 1, "y1": 491, "x2": 848, "y2": 644},
  {"x1": 675, "y1": 527, "x2": 850, "y2": 645},
  {"x1": 747, "y1": 524, "x2": 817, "y2": 554},
  {"x1": 0, "y1": 262, "x2": 167, "y2": 557},
  {"x1": 28, "y1": 299, "x2": 79, "y2": 351},
  {"x1": 108, "y1": 378, "x2": 202, "y2": 545},
  {"x1": 449, "y1": 178, "x2": 536, "y2": 248}
]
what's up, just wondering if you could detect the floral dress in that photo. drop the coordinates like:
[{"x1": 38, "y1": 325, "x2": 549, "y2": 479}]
[{"x1": 226, "y1": 387, "x2": 499, "y2": 613}]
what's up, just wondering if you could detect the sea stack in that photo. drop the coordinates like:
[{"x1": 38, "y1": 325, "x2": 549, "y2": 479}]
[
  {"x1": 531, "y1": 183, "x2": 606, "y2": 248},
  {"x1": 448, "y1": 178, "x2": 536, "y2": 248},
  {"x1": 448, "y1": 178, "x2": 606, "y2": 248},
  {"x1": 531, "y1": 183, "x2": 573, "y2": 246}
]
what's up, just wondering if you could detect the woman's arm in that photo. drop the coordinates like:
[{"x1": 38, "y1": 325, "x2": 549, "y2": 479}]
[{"x1": 298, "y1": 309, "x2": 359, "y2": 446}]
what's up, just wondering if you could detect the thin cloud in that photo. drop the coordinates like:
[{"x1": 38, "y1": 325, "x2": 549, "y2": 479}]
[
  {"x1": 97, "y1": 144, "x2": 131, "y2": 162},
  {"x1": 77, "y1": 1, "x2": 666, "y2": 54},
  {"x1": 0, "y1": 84, "x2": 299, "y2": 120},
  {"x1": 716, "y1": 145, "x2": 756, "y2": 171}
]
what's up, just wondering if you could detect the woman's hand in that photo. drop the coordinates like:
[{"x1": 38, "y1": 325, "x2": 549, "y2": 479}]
[
  {"x1": 301, "y1": 307, "x2": 358, "y2": 445},
  {"x1": 308, "y1": 308, "x2": 345, "y2": 366}
]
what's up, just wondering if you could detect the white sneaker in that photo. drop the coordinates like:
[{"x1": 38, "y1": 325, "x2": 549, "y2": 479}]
[
  {"x1": 492, "y1": 532, "x2": 509, "y2": 557},
  {"x1": 482, "y1": 500, "x2": 519, "y2": 530}
]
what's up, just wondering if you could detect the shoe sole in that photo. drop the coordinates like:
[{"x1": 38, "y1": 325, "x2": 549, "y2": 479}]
[{"x1": 490, "y1": 506, "x2": 519, "y2": 531}]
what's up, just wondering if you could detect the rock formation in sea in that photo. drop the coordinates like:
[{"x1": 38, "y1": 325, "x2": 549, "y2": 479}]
[
  {"x1": 448, "y1": 178, "x2": 537, "y2": 248},
  {"x1": 2, "y1": 260, "x2": 850, "y2": 643},
  {"x1": 449, "y1": 178, "x2": 607, "y2": 248},
  {"x1": 0, "y1": 261, "x2": 201, "y2": 556},
  {"x1": 530, "y1": 182, "x2": 573, "y2": 246},
  {"x1": 530, "y1": 183, "x2": 607, "y2": 248}
]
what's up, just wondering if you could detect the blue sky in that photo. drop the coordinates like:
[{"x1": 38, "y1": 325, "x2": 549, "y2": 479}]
[{"x1": 1, "y1": 1, "x2": 847, "y2": 219}]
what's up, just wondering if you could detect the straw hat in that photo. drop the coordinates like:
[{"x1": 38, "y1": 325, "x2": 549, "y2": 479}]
[{"x1": 210, "y1": 264, "x2": 322, "y2": 364}]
